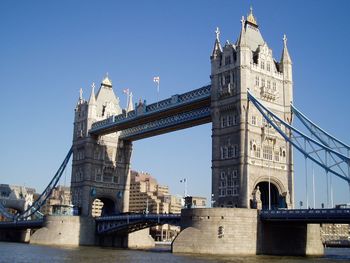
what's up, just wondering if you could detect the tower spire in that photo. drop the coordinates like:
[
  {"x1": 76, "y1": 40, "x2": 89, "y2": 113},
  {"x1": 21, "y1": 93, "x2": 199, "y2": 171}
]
[
  {"x1": 77, "y1": 88, "x2": 84, "y2": 104},
  {"x1": 88, "y1": 82, "x2": 96, "y2": 105},
  {"x1": 237, "y1": 16, "x2": 247, "y2": 47},
  {"x1": 211, "y1": 27, "x2": 222, "y2": 58},
  {"x1": 281, "y1": 34, "x2": 292, "y2": 63},
  {"x1": 246, "y1": 6, "x2": 258, "y2": 26},
  {"x1": 127, "y1": 92, "x2": 134, "y2": 112}
]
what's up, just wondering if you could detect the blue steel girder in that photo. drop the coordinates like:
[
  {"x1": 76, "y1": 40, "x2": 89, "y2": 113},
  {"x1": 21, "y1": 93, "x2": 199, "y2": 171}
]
[
  {"x1": 247, "y1": 91, "x2": 350, "y2": 183},
  {"x1": 89, "y1": 85, "x2": 211, "y2": 136},
  {"x1": 120, "y1": 106, "x2": 211, "y2": 141},
  {"x1": 0, "y1": 148, "x2": 73, "y2": 221},
  {"x1": 292, "y1": 104, "x2": 350, "y2": 157}
]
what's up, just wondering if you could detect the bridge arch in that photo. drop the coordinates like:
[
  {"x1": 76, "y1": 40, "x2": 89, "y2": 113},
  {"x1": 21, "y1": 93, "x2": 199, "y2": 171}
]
[
  {"x1": 90, "y1": 195, "x2": 119, "y2": 217},
  {"x1": 251, "y1": 177, "x2": 287, "y2": 210}
]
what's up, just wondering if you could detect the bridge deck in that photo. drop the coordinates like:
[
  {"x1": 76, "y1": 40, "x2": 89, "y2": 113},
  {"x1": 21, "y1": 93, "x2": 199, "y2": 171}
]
[
  {"x1": 96, "y1": 213, "x2": 181, "y2": 235},
  {"x1": 0, "y1": 219, "x2": 44, "y2": 230},
  {"x1": 260, "y1": 209, "x2": 350, "y2": 223}
]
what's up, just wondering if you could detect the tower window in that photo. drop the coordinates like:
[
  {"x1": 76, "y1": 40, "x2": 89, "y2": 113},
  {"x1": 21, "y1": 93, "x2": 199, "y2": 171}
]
[
  {"x1": 267, "y1": 80, "x2": 271, "y2": 89},
  {"x1": 102, "y1": 105, "x2": 106, "y2": 117},
  {"x1": 228, "y1": 145, "x2": 234, "y2": 158},
  {"x1": 234, "y1": 145, "x2": 239, "y2": 157},
  {"x1": 263, "y1": 145, "x2": 273, "y2": 160},
  {"x1": 225, "y1": 74, "x2": 230, "y2": 84},
  {"x1": 225, "y1": 56, "x2": 231, "y2": 65},
  {"x1": 261, "y1": 61, "x2": 265, "y2": 70},
  {"x1": 228, "y1": 116, "x2": 233, "y2": 126},
  {"x1": 273, "y1": 82, "x2": 277, "y2": 91},
  {"x1": 267, "y1": 63, "x2": 271, "y2": 72},
  {"x1": 252, "y1": 116, "x2": 257, "y2": 125},
  {"x1": 220, "y1": 171, "x2": 226, "y2": 180},
  {"x1": 221, "y1": 116, "x2": 227, "y2": 128},
  {"x1": 255, "y1": 76, "x2": 259, "y2": 86},
  {"x1": 233, "y1": 169, "x2": 239, "y2": 178}
]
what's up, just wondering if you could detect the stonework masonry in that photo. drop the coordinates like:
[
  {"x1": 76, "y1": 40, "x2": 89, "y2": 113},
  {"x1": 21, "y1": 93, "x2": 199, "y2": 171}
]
[
  {"x1": 172, "y1": 208, "x2": 324, "y2": 256},
  {"x1": 210, "y1": 9, "x2": 294, "y2": 209},
  {"x1": 71, "y1": 77, "x2": 132, "y2": 216}
]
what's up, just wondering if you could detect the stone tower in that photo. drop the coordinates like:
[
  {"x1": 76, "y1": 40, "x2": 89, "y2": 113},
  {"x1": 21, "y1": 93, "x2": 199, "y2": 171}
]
[
  {"x1": 211, "y1": 9, "x2": 294, "y2": 209},
  {"x1": 71, "y1": 76, "x2": 132, "y2": 216}
]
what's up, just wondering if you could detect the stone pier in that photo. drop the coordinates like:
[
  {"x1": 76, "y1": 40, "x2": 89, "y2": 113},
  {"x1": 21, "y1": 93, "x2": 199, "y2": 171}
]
[
  {"x1": 30, "y1": 215, "x2": 154, "y2": 249},
  {"x1": 172, "y1": 208, "x2": 324, "y2": 256}
]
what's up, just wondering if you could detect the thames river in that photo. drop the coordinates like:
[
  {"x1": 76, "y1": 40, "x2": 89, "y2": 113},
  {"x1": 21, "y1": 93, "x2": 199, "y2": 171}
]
[{"x1": 1, "y1": 242, "x2": 350, "y2": 263}]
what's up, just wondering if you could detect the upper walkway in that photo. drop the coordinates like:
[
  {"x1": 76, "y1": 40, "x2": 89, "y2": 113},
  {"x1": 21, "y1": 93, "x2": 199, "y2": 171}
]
[{"x1": 89, "y1": 85, "x2": 211, "y2": 140}]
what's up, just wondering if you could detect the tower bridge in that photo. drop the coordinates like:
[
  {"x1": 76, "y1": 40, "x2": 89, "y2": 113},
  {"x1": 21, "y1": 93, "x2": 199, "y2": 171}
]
[{"x1": 1, "y1": 8, "x2": 350, "y2": 256}]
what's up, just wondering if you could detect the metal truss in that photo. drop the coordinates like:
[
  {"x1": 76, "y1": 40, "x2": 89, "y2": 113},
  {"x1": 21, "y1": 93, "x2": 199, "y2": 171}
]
[
  {"x1": 0, "y1": 148, "x2": 73, "y2": 221},
  {"x1": 90, "y1": 85, "x2": 211, "y2": 133},
  {"x1": 292, "y1": 104, "x2": 350, "y2": 157},
  {"x1": 248, "y1": 91, "x2": 350, "y2": 183},
  {"x1": 96, "y1": 214, "x2": 181, "y2": 235},
  {"x1": 120, "y1": 106, "x2": 211, "y2": 140}
]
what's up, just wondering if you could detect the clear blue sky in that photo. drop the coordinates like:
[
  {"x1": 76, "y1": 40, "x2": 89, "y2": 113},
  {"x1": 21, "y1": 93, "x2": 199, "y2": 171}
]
[{"x1": 1, "y1": 1, "x2": 349, "y2": 207}]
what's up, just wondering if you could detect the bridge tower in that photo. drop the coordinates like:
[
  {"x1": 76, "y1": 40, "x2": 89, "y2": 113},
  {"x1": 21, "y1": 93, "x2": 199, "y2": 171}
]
[
  {"x1": 71, "y1": 76, "x2": 132, "y2": 216},
  {"x1": 210, "y1": 8, "x2": 294, "y2": 209}
]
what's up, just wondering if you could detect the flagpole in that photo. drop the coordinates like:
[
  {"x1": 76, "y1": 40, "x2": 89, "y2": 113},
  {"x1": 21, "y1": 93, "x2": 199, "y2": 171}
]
[
  {"x1": 153, "y1": 76, "x2": 160, "y2": 108},
  {"x1": 157, "y1": 81, "x2": 159, "y2": 108}
]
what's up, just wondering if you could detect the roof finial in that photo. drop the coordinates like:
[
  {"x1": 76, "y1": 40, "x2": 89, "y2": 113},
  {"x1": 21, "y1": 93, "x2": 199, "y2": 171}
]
[
  {"x1": 283, "y1": 34, "x2": 288, "y2": 46},
  {"x1": 247, "y1": 6, "x2": 257, "y2": 26},
  {"x1": 240, "y1": 16, "x2": 245, "y2": 29},
  {"x1": 79, "y1": 88, "x2": 83, "y2": 100},
  {"x1": 215, "y1": 27, "x2": 220, "y2": 40}
]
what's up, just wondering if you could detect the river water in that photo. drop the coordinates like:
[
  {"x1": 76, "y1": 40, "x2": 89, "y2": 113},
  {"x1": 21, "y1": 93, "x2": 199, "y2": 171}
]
[{"x1": 1, "y1": 242, "x2": 350, "y2": 263}]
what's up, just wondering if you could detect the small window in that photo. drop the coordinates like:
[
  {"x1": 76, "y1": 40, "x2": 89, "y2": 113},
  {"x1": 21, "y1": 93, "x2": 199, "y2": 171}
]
[
  {"x1": 227, "y1": 116, "x2": 233, "y2": 126},
  {"x1": 220, "y1": 171, "x2": 226, "y2": 180},
  {"x1": 267, "y1": 63, "x2": 271, "y2": 72},
  {"x1": 261, "y1": 61, "x2": 265, "y2": 70},
  {"x1": 221, "y1": 116, "x2": 227, "y2": 128},
  {"x1": 225, "y1": 56, "x2": 231, "y2": 65},
  {"x1": 225, "y1": 74, "x2": 230, "y2": 84},
  {"x1": 252, "y1": 116, "x2": 257, "y2": 125},
  {"x1": 234, "y1": 145, "x2": 239, "y2": 157},
  {"x1": 255, "y1": 76, "x2": 259, "y2": 86}
]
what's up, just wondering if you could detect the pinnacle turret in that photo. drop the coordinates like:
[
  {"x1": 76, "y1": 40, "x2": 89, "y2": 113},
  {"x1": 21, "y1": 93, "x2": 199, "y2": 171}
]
[
  {"x1": 127, "y1": 92, "x2": 134, "y2": 112},
  {"x1": 211, "y1": 27, "x2": 222, "y2": 58},
  {"x1": 88, "y1": 82, "x2": 96, "y2": 105},
  {"x1": 281, "y1": 34, "x2": 292, "y2": 64},
  {"x1": 237, "y1": 16, "x2": 247, "y2": 47}
]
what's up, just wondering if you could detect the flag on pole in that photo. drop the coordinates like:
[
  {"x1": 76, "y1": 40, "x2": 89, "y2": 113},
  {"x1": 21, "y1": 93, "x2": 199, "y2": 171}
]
[
  {"x1": 153, "y1": 76, "x2": 160, "y2": 84},
  {"x1": 123, "y1": 88, "x2": 130, "y2": 94},
  {"x1": 180, "y1": 178, "x2": 186, "y2": 183}
]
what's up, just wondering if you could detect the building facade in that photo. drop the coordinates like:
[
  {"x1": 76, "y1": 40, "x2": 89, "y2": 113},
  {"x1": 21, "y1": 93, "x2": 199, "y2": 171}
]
[
  {"x1": 71, "y1": 76, "x2": 132, "y2": 216},
  {"x1": 39, "y1": 185, "x2": 71, "y2": 215},
  {"x1": 211, "y1": 9, "x2": 294, "y2": 209},
  {"x1": 129, "y1": 170, "x2": 182, "y2": 214}
]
